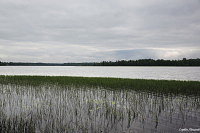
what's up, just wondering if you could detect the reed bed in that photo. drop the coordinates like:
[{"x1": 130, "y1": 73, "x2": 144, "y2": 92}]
[
  {"x1": 0, "y1": 75, "x2": 200, "y2": 132},
  {"x1": 0, "y1": 75, "x2": 199, "y2": 95}
]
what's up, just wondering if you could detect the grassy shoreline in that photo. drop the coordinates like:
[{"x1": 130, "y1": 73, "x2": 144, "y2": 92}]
[{"x1": 0, "y1": 75, "x2": 200, "y2": 95}]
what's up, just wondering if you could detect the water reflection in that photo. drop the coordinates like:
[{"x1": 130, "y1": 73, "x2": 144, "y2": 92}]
[
  {"x1": 0, "y1": 66, "x2": 200, "y2": 81},
  {"x1": 0, "y1": 84, "x2": 199, "y2": 133}
]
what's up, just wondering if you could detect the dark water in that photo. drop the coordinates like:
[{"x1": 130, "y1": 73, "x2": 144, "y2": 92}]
[{"x1": 0, "y1": 84, "x2": 199, "y2": 133}]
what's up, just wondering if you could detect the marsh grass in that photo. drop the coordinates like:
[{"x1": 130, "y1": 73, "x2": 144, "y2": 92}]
[
  {"x1": 0, "y1": 75, "x2": 199, "y2": 95},
  {"x1": 0, "y1": 83, "x2": 200, "y2": 133},
  {"x1": 0, "y1": 75, "x2": 200, "y2": 132}
]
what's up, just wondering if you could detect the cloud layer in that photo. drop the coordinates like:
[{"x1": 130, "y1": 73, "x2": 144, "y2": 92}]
[{"x1": 0, "y1": 0, "x2": 200, "y2": 62}]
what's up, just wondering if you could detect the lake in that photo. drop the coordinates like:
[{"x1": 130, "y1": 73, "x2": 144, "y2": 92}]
[
  {"x1": 0, "y1": 82, "x2": 199, "y2": 133},
  {"x1": 0, "y1": 67, "x2": 200, "y2": 132},
  {"x1": 0, "y1": 66, "x2": 200, "y2": 81}
]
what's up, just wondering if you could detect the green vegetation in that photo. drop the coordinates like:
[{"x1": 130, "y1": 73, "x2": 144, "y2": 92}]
[
  {"x1": 95, "y1": 58, "x2": 200, "y2": 66},
  {"x1": 1, "y1": 58, "x2": 200, "y2": 66},
  {"x1": 0, "y1": 75, "x2": 199, "y2": 95},
  {"x1": 0, "y1": 75, "x2": 199, "y2": 132},
  {"x1": 0, "y1": 61, "x2": 93, "y2": 66}
]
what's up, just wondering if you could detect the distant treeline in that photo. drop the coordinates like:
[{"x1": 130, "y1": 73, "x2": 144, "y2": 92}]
[
  {"x1": 94, "y1": 58, "x2": 200, "y2": 66},
  {"x1": 0, "y1": 58, "x2": 200, "y2": 66},
  {"x1": 0, "y1": 62, "x2": 94, "y2": 66}
]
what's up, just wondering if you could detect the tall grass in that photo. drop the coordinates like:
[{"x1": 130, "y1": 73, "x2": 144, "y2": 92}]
[
  {"x1": 0, "y1": 83, "x2": 199, "y2": 133},
  {"x1": 0, "y1": 75, "x2": 200, "y2": 132},
  {"x1": 0, "y1": 75, "x2": 199, "y2": 95}
]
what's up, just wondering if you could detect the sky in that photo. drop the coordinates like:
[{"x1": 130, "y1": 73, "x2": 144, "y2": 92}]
[{"x1": 0, "y1": 0, "x2": 200, "y2": 63}]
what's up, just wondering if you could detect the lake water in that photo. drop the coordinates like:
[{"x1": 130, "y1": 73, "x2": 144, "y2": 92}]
[
  {"x1": 0, "y1": 84, "x2": 199, "y2": 133},
  {"x1": 0, "y1": 66, "x2": 200, "y2": 81},
  {"x1": 0, "y1": 67, "x2": 200, "y2": 132}
]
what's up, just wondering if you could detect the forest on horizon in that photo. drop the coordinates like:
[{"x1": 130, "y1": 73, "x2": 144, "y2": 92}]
[{"x1": 0, "y1": 58, "x2": 200, "y2": 66}]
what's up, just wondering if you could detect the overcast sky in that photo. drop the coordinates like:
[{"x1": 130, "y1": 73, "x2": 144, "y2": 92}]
[{"x1": 0, "y1": 0, "x2": 200, "y2": 62}]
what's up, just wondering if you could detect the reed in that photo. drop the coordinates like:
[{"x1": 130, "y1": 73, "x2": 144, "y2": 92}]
[
  {"x1": 0, "y1": 75, "x2": 199, "y2": 95},
  {"x1": 0, "y1": 76, "x2": 199, "y2": 132}
]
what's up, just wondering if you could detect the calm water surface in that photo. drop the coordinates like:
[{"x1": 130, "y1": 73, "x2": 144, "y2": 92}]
[
  {"x1": 0, "y1": 66, "x2": 200, "y2": 81},
  {"x1": 0, "y1": 66, "x2": 200, "y2": 132},
  {"x1": 0, "y1": 84, "x2": 199, "y2": 133}
]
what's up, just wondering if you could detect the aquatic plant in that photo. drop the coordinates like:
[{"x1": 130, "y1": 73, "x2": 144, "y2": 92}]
[
  {"x1": 0, "y1": 75, "x2": 199, "y2": 132},
  {"x1": 0, "y1": 75, "x2": 199, "y2": 95}
]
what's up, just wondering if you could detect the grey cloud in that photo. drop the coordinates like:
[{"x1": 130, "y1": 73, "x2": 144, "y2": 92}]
[{"x1": 0, "y1": 0, "x2": 200, "y2": 62}]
